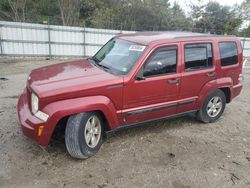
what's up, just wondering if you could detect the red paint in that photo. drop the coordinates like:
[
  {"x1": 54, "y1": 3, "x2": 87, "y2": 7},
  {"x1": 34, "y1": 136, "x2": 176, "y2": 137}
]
[{"x1": 17, "y1": 32, "x2": 243, "y2": 146}]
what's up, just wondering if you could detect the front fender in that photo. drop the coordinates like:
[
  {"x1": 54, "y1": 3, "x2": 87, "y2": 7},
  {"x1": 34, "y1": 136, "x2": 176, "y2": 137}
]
[
  {"x1": 41, "y1": 95, "x2": 120, "y2": 145},
  {"x1": 195, "y1": 77, "x2": 233, "y2": 109}
]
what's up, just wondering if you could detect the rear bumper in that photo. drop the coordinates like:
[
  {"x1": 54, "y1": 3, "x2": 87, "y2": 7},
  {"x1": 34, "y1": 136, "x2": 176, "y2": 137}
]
[
  {"x1": 232, "y1": 83, "x2": 243, "y2": 100},
  {"x1": 17, "y1": 88, "x2": 51, "y2": 146}
]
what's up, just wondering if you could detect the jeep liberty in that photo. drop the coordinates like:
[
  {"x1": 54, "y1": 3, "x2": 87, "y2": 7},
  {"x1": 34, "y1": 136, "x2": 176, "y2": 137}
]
[{"x1": 17, "y1": 32, "x2": 243, "y2": 159}]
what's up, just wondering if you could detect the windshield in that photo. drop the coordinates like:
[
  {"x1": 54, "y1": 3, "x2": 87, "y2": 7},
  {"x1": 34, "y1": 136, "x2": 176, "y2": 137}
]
[{"x1": 91, "y1": 38, "x2": 146, "y2": 75}]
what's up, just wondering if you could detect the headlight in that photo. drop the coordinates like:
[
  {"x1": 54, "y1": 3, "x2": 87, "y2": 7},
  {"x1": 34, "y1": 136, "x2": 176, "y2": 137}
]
[
  {"x1": 31, "y1": 93, "x2": 39, "y2": 114},
  {"x1": 31, "y1": 92, "x2": 49, "y2": 122}
]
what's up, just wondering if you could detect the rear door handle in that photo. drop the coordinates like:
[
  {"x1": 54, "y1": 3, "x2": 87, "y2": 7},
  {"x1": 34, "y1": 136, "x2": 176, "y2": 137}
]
[
  {"x1": 207, "y1": 72, "x2": 216, "y2": 77},
  {"x1": 168, "y1": 78, "x2": 180, "y2": 84}
]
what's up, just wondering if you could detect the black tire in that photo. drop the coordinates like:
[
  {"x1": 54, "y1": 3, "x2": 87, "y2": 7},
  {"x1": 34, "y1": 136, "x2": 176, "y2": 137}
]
[
  {"x1": 197, "y1": 89, "x2": 226, "y2": 123},
  {"x1": 65, "y1": 112, "x2": 104, "y2": 159}
]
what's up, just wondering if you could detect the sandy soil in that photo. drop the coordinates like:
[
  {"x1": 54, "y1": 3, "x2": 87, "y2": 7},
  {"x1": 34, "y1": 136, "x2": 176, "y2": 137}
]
[{"x1": 0, "y1": 58, "x2": 250, "y2": 188}]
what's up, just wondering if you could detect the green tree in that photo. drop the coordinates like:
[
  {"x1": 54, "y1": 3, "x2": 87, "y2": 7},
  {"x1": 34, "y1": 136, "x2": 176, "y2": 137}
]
[
  {"x1": 26, "y1": 0, "x2": 61, "y2": 24},
  {"x1": 169, "y1": 2, "x2": 192, "y2": 31},
  {"x1": 57, "y1": 0, "x2": 95, "y2": 26},
  {"x1": 192, "y1": 2, "x2": 242, "y2": 34},
  {"x1": 241, "y1": 0, "x2": 250, "y2": 20},
  {"x1": 0, "y1": 0, "x2": 29, "y2": 22},
  {"x1": 239, "y1": 0, "x2": 250, "y2": 37},
  {"x1": 241, "y1": 25, "x2": 250, "y2": 37},
  {"x1": 88, "y1": 0, "x2": 191, "y2": 31},
  {"x1": 0, "y1": 0, "x2": 12, "y2": 21}
]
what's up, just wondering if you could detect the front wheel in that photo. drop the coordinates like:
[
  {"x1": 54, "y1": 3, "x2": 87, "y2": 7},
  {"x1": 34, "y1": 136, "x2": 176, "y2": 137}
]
[
  {"x1": 65, "y1": 112, "x2": 104, "y2": 159},
  {"x1": 197, "y1": 89, "x2": 226, "y2": 123}
]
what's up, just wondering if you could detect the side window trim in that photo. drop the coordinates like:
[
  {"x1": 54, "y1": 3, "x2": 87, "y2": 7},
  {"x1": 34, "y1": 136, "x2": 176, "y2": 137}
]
[
  {"x1": 143, "y1": 45, "x2": 178, "y2": 78},
  {"x1": 184, "y1": 42, "x2": 214, "y2": 72}
]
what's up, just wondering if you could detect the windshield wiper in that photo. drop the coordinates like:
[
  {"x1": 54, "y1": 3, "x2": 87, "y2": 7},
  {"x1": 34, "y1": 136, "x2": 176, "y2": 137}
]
[
  {"x1": 98, "y1": 63, "x2": 110, "y2": 71},
  {"x1": 90, "y1": 56, "x2": 111, "y2": 72}
]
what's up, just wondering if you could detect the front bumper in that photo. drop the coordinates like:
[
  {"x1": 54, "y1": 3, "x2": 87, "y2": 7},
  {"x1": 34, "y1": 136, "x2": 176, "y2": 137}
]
[{"x1": 17, "y1": 88, "x2": 51, "y2": 146}]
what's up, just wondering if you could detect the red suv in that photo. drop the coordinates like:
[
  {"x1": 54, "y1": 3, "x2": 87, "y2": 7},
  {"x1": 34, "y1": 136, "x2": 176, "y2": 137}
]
[{"x1": 17, "y1": 32, "x2": 243, "y2": 159}]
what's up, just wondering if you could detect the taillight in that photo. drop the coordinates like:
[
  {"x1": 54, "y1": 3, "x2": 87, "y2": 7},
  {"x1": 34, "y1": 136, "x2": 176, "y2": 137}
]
[{"x1": 238, "y1": 74, "x2": 244, "y2": 84}]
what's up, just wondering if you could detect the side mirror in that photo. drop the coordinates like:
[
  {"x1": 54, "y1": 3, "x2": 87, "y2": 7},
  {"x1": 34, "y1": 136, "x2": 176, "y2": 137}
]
[{"x1": 136, "y1": 68, "x2": 146, "y2": 81}]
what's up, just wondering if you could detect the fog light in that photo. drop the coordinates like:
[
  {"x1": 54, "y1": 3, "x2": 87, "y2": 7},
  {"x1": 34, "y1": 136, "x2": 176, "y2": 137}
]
[{"x1": 38, "y1": 125, "x2": 44, "y2": 137}]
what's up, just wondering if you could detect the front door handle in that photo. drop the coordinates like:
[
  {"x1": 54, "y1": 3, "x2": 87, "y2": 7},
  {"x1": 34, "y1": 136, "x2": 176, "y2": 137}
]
[
  {"x1": 207, "y1": 72, "x2": 216, "y2": 77},
  {"x1": 168, "y1": 78, "x2": 180, "y2": 84}
]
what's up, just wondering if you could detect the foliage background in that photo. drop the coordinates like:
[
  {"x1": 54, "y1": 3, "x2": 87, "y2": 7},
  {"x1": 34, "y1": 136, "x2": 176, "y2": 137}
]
[{"x1": 0, "y1": 0, "x2": 249, "y2": 36}]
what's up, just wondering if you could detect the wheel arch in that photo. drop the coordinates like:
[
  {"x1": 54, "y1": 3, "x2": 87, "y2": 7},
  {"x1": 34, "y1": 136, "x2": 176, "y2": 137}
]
[
  {"x1": 218, "y1": 87, "x2": 231, "y2": 103},
  {"x1": 41, "y1": 96, "x2": 120, "y2": 146},
  {"x1": 195, "y1": 77, "x2": 233, "y2": 109}
]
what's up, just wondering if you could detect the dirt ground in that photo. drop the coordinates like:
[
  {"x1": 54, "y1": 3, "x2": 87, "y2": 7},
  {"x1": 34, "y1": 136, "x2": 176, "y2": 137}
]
[{"x1": 0, "y1": 58, "x2": 250, "y2": 188}]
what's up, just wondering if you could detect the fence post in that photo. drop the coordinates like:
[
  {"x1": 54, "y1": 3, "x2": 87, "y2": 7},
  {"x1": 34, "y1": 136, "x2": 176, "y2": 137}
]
[
  {"x1": 120, "y1": 23, "x2": 123, "y2": 33},
  {"x1": 0, "y1": 24, "x2": 3, "y2": 56},
  {"x1": 83, "y1": 24, "x2": 86, "y2": 57},
  {"x1": 242, "y1": 38, "x2": 246, "y2": 50},
  {"x1": 47, "y1": 23, "x2": 52, "y2": 59}
]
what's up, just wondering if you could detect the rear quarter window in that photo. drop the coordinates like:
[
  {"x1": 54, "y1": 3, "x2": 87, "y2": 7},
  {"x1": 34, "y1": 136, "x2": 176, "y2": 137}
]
[{"x1": 219, "y1": 42, "x2": 238, "y2": 66}]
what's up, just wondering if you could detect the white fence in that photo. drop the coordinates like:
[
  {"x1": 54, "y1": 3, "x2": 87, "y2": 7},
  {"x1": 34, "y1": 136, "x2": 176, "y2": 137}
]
[
  {"x1": 0, "y1": 21, "x2": 135, "y2": 57},
  {"x1": 241, "y1": 38, "x2": 250, "y2": 58},
  {"x1": 0, "y1": 21, "x2": 249, "y2": 58}
]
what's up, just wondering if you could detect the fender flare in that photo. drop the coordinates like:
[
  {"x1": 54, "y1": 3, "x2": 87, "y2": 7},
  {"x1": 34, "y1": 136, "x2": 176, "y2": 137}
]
[
  {"x1": 41, "y1": 95, "x2": 120, "y2": 145},
  {"x1": 195, "y1": 77, "x2": 233, "y2": 109}
]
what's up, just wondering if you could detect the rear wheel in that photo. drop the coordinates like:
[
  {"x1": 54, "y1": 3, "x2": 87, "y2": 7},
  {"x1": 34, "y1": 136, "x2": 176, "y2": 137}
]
[
  {"x1": 65, "y1": 112, "x2": 103, "y2": 159},
  {"x1": 197, "y1": 89, "x2": 226, "y2": 123}
]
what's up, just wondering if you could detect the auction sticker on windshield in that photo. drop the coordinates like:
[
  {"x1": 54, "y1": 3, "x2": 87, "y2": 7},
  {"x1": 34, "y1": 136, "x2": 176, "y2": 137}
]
[{"x1": 129, "y1": 45, "x2": 146, "y2": 52}]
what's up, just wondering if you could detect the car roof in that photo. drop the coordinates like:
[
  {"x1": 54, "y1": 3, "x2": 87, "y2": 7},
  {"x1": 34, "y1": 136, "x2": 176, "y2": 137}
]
[{"x1": 116, "y1": 31, "x2": 236, "y2": 45}]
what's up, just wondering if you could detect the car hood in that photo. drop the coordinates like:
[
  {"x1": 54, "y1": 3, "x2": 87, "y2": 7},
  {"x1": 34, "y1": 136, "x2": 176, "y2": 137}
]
[{"x1": 28, "y1": 59, "x2": 123, "y2": 98}]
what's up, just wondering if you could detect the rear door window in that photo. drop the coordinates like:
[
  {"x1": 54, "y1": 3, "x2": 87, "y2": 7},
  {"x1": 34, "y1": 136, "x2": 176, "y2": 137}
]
[
  {"x1": 219, "y1": 42, "x2": 238, "y2": 66},
  {"x1": 184, "y1": 43, "x2": 213, "y2": 71}
]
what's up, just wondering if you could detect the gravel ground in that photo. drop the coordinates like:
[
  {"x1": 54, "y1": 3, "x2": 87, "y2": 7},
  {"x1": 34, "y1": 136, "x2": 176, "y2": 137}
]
[{"x1": 0, "y1": 59, "x2": 250, "y2": 188}]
